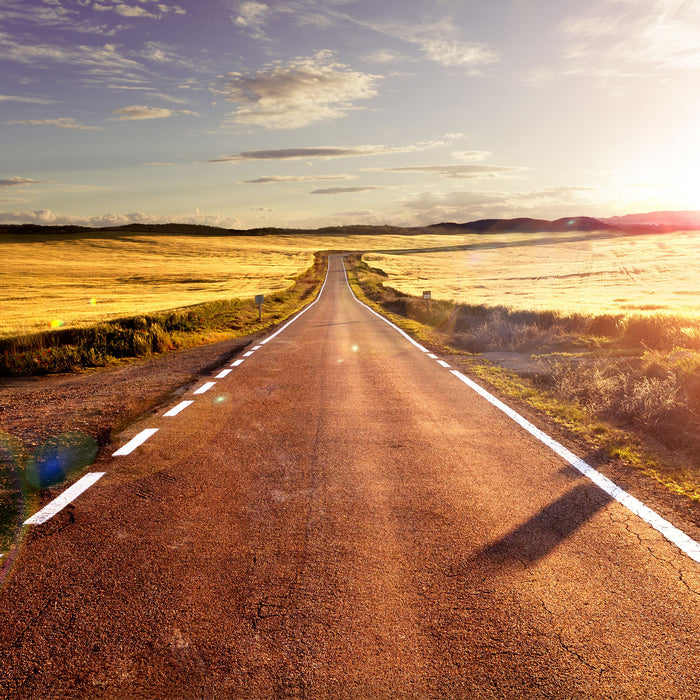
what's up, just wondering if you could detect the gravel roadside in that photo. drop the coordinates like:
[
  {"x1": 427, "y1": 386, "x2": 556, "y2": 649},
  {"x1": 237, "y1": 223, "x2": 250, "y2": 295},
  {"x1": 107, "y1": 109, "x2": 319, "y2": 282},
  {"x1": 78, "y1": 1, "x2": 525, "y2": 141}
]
[{"x1": 0, "y1": 335, "x2": 259, "y2": 456}]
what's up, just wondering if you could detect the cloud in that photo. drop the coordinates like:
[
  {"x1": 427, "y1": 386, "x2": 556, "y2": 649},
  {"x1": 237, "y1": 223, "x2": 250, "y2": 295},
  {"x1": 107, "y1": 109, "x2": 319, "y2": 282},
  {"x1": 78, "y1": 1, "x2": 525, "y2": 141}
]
[
  {"x1": 0, "y1": 177, "x2": 46, "y2": 188},
  {"x1": 0, "y1": 208, "x2": 241, "y2": 228},
  {"x1": 210, "y1": 141, "x2": 444, "y2": 163},
  {"x1": 215, "y1": 50, "x2": 380, "y2": 129},
  {"x1": 310, "y1": 186, "x2": 384, "y2": 195},
  {"x1": 377, "y1": 165, "x2": 527, "y2": 180},
  {"x1": 234, "y1": 1, "x2": 270, "y2": 39},
  {"x1": 400, "y1": 185, "x2": 599, "y2": 225},
  {"x1": 110, "y1": 105, "x2": 197, "y2": 120},
  {"x1": 242, "y1": 174, "x2": 356, "y2": 183},
  {"x1": 4, "y1": 117, "x2": 103, "y2": 130},
  {"x1": 558, "y1": 0, "x2": 700, "y2": 80},
  {"x1": 0, "y1": 94, "x2": 54, "y2": 104}
]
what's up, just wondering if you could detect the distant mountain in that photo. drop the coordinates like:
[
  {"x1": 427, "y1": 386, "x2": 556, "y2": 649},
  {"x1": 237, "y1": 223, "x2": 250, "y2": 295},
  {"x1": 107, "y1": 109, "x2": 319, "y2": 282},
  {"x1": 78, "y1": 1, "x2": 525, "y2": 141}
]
[
  {"x1": 599, "y1": 211, "x2": 700, "y2": 230},
  {"x1": 428, "y1": 216, "x2": 621, "y2": 234}
]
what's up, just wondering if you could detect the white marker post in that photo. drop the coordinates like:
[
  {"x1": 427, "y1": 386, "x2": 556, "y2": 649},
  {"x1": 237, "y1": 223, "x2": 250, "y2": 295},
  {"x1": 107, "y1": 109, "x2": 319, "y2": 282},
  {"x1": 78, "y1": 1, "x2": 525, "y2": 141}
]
[
  {"x1": 423, "y1": 290, "x2": 431, "y2": 316},
  {"x1": 255, "y1": 294, "x2": 264, "y2": 322}
]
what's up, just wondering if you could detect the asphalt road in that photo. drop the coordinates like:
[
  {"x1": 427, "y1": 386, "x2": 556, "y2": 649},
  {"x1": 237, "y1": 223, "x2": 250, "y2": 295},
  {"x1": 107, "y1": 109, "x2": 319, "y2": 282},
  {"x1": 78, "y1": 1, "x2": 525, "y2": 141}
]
[{"x1": 1, "y1": 255, "x2": 699, "y2": 698}]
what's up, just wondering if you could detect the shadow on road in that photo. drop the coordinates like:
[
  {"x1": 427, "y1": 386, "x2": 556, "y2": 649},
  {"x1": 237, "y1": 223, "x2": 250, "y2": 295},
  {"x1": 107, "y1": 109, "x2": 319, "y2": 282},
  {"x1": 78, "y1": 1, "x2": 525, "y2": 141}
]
[{"x1": 471, "y1": 481, "x2": 610, "y2": 568}]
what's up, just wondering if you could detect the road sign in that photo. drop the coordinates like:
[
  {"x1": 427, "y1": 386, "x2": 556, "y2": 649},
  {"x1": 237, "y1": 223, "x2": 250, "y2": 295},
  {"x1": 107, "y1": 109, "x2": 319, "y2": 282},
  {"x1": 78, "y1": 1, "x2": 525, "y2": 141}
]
[
  {"x1": 255, "y1": 294, "x2": 264, "y2": 305},
  {"x1": 423, "y1": 290, "x2": 431, "y2": 315},
  {"x1": 422, "y1": 291, "x2": 431, "y2": 300}
]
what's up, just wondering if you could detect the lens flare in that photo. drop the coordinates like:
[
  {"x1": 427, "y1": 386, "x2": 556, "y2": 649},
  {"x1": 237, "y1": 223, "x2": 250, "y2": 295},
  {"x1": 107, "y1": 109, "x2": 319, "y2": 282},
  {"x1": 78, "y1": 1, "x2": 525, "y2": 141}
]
[
  {"x1": 50, "y1": 319, "x2": 65, "y2": 328},
  {"x1": 24, "y1": 432, "x2": 98, "y2": 490},
  {"x1": 88, "y1": 298, "x2": 97, "y2": 306}
]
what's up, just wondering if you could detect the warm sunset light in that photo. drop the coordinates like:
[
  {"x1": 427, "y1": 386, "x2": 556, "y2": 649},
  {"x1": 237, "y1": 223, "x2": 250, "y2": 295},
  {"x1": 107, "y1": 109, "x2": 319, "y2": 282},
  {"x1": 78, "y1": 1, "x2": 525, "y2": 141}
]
[{"x1": 2, "y1": 0, "x2": 699, "y2": 228}]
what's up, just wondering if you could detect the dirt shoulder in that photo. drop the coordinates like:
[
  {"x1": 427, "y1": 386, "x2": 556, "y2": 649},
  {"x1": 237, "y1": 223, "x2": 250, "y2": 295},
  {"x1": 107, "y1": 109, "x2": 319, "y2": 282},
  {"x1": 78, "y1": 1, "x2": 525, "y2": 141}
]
[{"x1": 0, "y1": 335, "x2": 258, "y2": 456}]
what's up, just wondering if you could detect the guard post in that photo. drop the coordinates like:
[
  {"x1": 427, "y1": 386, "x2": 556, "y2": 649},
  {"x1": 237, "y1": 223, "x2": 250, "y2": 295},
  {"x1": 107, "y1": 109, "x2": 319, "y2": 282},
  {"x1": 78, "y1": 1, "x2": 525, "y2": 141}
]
[
  {"x1": 255, "y1": 294, "x2": 264, "y2": 322},
  {"x1": 423, "y1": 290, "x2": 431, "y2": 316}
]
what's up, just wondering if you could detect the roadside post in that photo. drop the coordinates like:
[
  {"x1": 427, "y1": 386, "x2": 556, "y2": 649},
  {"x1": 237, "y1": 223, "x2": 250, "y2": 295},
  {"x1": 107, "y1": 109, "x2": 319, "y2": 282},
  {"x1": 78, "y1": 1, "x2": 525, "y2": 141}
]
[
  {"x1": 423, "y1": 290, "x2": 431, "y2": 316},
  {"x1": 255, "y1": 294, "x2": 264, "y2": 322}
]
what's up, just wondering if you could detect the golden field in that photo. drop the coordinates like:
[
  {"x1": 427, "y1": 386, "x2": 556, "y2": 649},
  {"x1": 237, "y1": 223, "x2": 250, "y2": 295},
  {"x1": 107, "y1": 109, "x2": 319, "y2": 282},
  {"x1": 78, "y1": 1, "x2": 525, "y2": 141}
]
[
  {"x1": 364, "y1": 229, "x2": 700, "y2": 317},
  {"x1": 3, "y1": 228, "x2": 700, "y2": 340}
]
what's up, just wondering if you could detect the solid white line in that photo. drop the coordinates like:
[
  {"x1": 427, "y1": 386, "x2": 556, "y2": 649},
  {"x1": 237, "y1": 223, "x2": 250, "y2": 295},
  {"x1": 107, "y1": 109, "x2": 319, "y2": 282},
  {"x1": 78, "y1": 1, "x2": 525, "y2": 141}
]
[
  {"x1": 448, "y1": 370, "x2": 700, "y2": 564},
  {"x1": 341, "y1": 261, "x2": 430, "y2": 353},
  {"x1": 113, "y1": 428, "x2": 159, "y2": 456},
  {"x1": 243, "y1": 351, "x2": 255, "y2": 357},
  {"x1": 164, "y1": 400, "x2": 193, "y2": 417},
  {"x1": 342, "y1": 257, "x2": 700, "y2": 564},
  {"x1": 437, "y1": 360, "x2": 452, "y2": 368},
  {"x1": 216, "y1": 369, "x2": 232, "y2": 378},
  {"x1": 24, "y1": 472, "x2": 105, "y2": 526},
  {"x1": 259, "y1": 257, "x2": 332, "y2": 345},
  {"x1": 231, "y1": 359, "x2": 245, "y2": 367},
  {"x1": 194, "y1": 381, "x2": 216, "y2": 395}
]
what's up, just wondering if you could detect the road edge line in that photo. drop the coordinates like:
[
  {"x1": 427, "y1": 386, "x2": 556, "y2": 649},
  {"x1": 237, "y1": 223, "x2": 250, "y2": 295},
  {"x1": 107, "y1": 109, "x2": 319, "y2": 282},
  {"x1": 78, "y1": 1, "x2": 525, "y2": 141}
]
[{"x1": 341, "y1": 257, "x2": 700, "y2": 565}]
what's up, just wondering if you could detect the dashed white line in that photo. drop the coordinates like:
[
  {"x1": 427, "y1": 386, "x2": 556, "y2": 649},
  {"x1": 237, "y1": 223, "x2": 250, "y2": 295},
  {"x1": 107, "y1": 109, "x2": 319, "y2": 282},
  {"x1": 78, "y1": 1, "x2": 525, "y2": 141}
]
[
  {"x1": 194, "y1": 381, "x2": 216, "y2": 395},
  {"x1": 243, "y1": 351, "x2": 255, "y2": 357},
  {"x1": 216, "y1": 369, "x2": 232, "y2": 378},
  {"x1": 428, "y1": 353, "x2": 438, "y2": 359},
  {"x1": 164, "y1": 400, "x2": 193, "y2": 417},
  {"x1": 24, "y1": 472, "x2": 105, "y2": 526},
  {"x1": 231, "y1": 359, "x2": 245, "y2": 367},
  {"x1": 252, "y1": 345, "x2": 262, "y2": 350},
  {"x1": 437, "y1": 360, "x2": 451, "y2": 368},
  {"x1": 113, "y1": 428, "x2": 159, "y2": 456}
]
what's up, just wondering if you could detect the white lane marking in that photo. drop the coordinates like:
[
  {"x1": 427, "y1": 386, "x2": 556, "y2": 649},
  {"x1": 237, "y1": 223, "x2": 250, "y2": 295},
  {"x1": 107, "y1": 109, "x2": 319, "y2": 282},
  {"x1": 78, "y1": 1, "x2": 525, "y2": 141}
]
[
  {"x1": 341, "y1": 261, "x2": 430, "y2": 353},
  {"x1": 231, "y1": 359, "x2": 245, "y2": 367},
  {"x1": 449, "y1": 370, "x2": 700, "y2": 564},
  {"x1": 259, "y1": 257, "x2": 332, "y2": 345},
  {"x1": 341, "y1": 258, "x2": 700, "y2": 564},
  {"x1": 216, "y1": 369, "x2": 232, "y2": 378},
  {"x1": 194, "y1": 381, "x2": 216, "y2": 395},
  {"x1": 164, "y1": 400, "x2": 193, "y2": 417},
  {"x1": 428, "y1": 353, "x2": 438, "y2": 359},
  {"x1": 243, "y1": 351, "x2": 255, "y2": 357},
  {"x1": 252, "y1": 345, "x2": 262, "y2": 350},
  {"x1": 24, "y1": 472, "x2": 105, "y2": 526},
  {"x1": 113, "y1": 428, "x2": 159, "y2": 456},
  {"x1": 437, "y1": 360, "x2": 451, "y2": 368}
]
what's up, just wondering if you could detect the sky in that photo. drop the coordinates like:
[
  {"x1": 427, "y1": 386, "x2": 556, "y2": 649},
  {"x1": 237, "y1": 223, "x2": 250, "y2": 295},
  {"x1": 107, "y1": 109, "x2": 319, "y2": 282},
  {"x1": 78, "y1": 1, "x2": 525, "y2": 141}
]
[{"x1": 1, "y1": 0, "x2": 700, "y2": 229}]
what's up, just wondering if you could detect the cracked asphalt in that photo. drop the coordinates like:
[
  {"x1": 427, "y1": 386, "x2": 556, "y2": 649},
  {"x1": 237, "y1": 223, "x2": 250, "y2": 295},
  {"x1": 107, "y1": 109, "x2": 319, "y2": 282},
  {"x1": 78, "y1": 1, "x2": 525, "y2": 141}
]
[{"x1": 1, "y1": 255, "x2": 699, "y2": 698}]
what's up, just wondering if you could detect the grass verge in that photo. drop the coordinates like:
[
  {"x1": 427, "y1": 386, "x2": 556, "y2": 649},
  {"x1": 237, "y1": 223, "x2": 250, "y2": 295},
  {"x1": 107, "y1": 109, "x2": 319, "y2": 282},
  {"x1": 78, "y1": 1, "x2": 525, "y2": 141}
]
[{"x1": 345, "y1": 253, "x2": 700, "y2": 503}]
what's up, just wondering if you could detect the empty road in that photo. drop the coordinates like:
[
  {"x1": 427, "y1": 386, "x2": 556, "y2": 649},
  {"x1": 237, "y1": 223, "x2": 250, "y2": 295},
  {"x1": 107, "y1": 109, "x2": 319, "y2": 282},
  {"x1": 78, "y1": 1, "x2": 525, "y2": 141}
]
[{"x1": 1, "y1": 255, "x2": 699, "y2": 698}]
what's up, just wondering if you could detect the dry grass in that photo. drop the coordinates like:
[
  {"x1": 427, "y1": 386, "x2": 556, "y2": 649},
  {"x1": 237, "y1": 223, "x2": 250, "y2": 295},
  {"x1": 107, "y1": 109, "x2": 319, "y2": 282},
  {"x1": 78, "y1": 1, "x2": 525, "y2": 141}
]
[{"x1": 364, "y1": 229, "x2": 700, "y2": 317}]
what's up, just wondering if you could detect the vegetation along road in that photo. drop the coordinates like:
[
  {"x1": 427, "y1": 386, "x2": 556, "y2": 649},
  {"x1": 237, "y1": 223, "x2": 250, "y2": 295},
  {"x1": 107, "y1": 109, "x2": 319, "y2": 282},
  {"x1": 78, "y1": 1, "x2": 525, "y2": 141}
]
[{"x1": 1, "y1": 255, "x2": 699, "y2": 698}]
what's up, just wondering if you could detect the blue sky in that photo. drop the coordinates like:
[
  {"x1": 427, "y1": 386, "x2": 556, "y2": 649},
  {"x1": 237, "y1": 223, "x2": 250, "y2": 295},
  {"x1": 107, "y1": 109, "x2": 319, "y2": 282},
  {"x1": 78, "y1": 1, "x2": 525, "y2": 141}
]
[{"x1": 1, "y1": 0, "x2": 700, "y2": 228}]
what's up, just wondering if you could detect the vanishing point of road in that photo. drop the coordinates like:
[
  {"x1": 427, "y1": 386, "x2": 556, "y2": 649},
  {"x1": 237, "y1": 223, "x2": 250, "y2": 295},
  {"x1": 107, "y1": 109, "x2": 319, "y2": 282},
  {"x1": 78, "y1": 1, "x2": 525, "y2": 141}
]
[{"x1": 1, "y1": 256, "x2": 699, "y2": 698}]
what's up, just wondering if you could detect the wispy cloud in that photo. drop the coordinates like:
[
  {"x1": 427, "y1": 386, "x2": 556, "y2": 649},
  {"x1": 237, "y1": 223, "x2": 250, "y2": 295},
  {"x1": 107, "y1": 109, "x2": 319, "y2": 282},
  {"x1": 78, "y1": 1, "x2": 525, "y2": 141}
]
[
  {"x1": 5, "y1": 117, "x2": 103, "y2": 130},
  {"x1": 243, "y1": 174, "x2": 356, "y2": 183},
  {"x1": 0, "y1": 176, "x2": 46, "y2": 188},
  {"x1": 110, "y1": 105, "x2": 198, "y2": 120},
  {"x1": 0, "y1": 94, "x2": 54, "y2": 104},
  {"x1": 310, "y1": 186, "x2": 384, "y2": 195},
  {"x1": 210, "y1": 141, "x2": 446, "y2": 163},
  {"x1": 215, "y1": 50, "x2": 380, "y2": 130},
  {"x1": 376, "y1": 164, "x2": 527, "y2": 180},
  {"x1": 557, "y1": 0, "x2": 700, "y2": 80}
]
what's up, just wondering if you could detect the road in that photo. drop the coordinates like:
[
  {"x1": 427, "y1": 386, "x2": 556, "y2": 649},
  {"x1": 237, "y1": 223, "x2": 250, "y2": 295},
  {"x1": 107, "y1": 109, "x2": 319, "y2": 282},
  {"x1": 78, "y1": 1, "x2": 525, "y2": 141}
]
[{"x1": 1, "y1": 255, "x2": 699, "y2": 698}]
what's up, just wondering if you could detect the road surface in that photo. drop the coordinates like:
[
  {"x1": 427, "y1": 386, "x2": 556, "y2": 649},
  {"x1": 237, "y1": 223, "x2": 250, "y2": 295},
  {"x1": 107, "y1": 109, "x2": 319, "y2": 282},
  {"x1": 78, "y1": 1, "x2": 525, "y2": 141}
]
[{"x1": 1, "y1": 255, "x2": 699, "y2": 698}]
